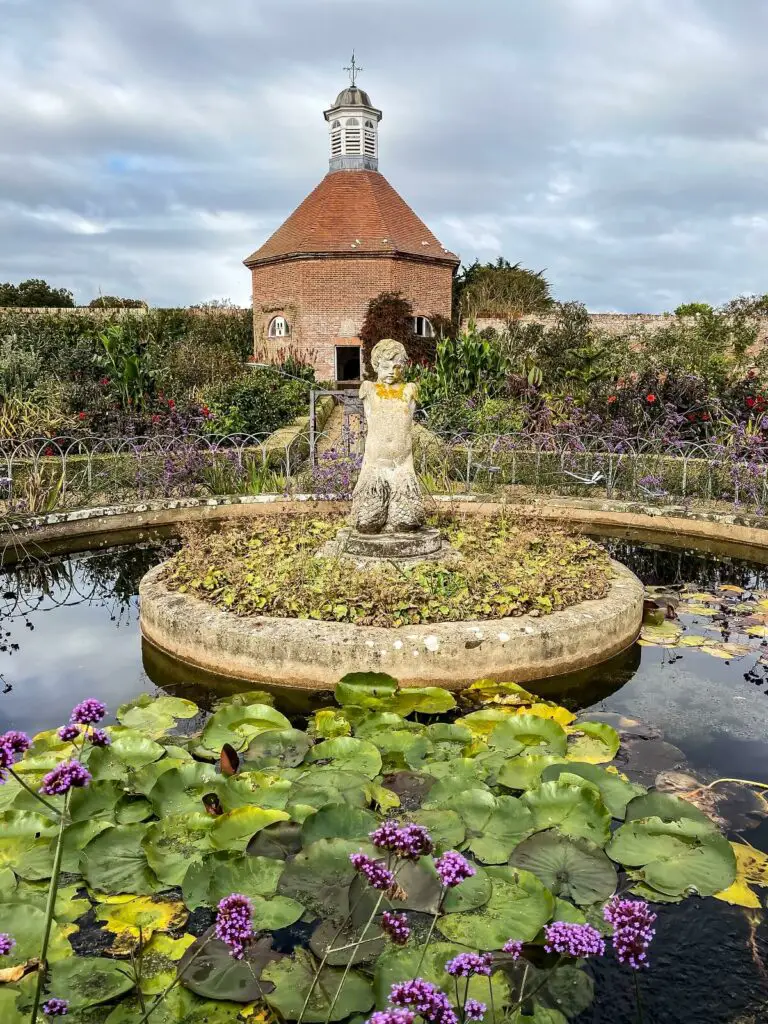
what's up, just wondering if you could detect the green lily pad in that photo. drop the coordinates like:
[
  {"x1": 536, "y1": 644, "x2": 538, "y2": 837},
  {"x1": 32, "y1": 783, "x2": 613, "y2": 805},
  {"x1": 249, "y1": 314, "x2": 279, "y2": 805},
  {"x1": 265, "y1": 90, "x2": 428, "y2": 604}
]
[
  {"x1": 335, "y1": 672, "x2": 398, "y2": 708},
  {"x1": 60, "y1": 819, "x2": 113, "y2": 872},
  {"x1": 498, "y1": 755, "x2": 566, "y2": 791},
  {"x1": 354, "y1": 712, "x2": 421, "y2": 738},
  {"x1": 200, "y1": 703, "x2": 291, "y2": 754},
  {"x1": 180, "y1": 930, "x2": 284, "y2": 1002},
  {"x1": 0, "y1": 901, "x2": 73, "y2": 964},
  {"x1": 301, "y1": 804, "x2": 378, "y2": 846},
  {"x1": 289, "y1": 771, "x2": 370, "y2": 811},
  {"x1": 437, "y1": 866, "x2": 554, "y2": 948},
  {"x1": 69, "y1": 780, "x2": 123, "y2": 822},
  {"x1": 389, "y1": 687, "x2": 457, "y2": 716},
  {"x1": 104, "y1": 727, "x2": 166, "y2": 768},
  {"x1": 222, "y1": 773, "x2": 292, "y2": 812},
  {"x1": 278, "y1": 838, "x2": 365, "y2": 921},
  {"x1": 566, "y1": 723, "x2": 620, "y2": 764},
  {"x1": 624, "y1": 791, "x2": 717, "y2": 828},
  {"x1": 209, "y1": 806, "x2": 290, "y2": 852},
  {"x1": 439, "y1": 789, "x2": 533, "y2": 863},
  {"x1": 142, "y1": 812, "x2": 216, "y2": 886},
  {"x1": 521, "y1": 780, "x2": 611, "y2": 845},
  {"x1": 183, "y1": 852, "x2": 285, "y2": 909},
  {"x1": 459, "y1": 708, "x2": 518, "y2": 740},
  {"x1": 510, "y1": 832, "x2": 617, "y2": 905},
  {"x1": 45, "y1": 956, "x2": 135, "y2": 1010},
  {"x1": 243, "y1": 728, "x2": 312, "y2": 769},
  {"x1": 80, "y1": 823, "x2": 162, "y2": 895},
  {"x1": 541, "y1": 763, "x2": 645, "y2": 819},
  {"x1": 490, "y1": 715, "x2": 568, "y2": 756},
  {"x1": 606, "y1": 815, "x2": 736, "y2": 896},
  {"x1": 106, "y1": 988, "x2": 247, "y2": 1023},
  {"x1": 148, "y1": 762, "x2": 220, "y2": 817},
  {"x1": 410, "y1": 809, "x2": 466, "y2": 851},
  {"x1": 247, "y1": 820, "x2": 304, "y2": 860},
  {"x1": 305, "y1": 737, "x2": 382, "y2": 779},
  {"x1": 367, "y1": 730, "x2": 434, "y2": 771},
  {"x1": 310, "y1": 708, "x2": 353, "y2": 739},
  {"x1": 262, "y1": 947, "x2": 374, "y2": 1022},
  {"x1": 117, "y1": 694, "x2": 199, "y2": 736}
]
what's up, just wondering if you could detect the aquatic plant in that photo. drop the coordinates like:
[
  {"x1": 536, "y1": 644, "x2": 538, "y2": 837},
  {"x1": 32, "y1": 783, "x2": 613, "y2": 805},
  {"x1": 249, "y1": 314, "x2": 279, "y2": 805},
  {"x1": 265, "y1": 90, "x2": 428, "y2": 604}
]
[{"x1": 0, "y1": 674, "x2": 739, "y2": 1022}]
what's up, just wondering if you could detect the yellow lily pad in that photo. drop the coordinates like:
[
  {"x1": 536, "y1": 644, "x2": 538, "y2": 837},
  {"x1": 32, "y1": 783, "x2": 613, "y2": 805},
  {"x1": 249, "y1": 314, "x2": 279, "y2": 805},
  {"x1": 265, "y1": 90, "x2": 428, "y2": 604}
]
[
  {"x1": 518, "y1": 704, "x2": 576, "y2": 727},
  {"x1": 733, "y1": 842, "x2": 768, "y2": 886},
  {"x1": 685, "y1": 592, "x2": 720, "y2": 603},
  {"x1": 719, "y1": 585, "x2": 746, "y2": 594},
  {"x1": 95, "y1": 896, "x2": 188, "y2": 954},
  {"x1": 139, "y1": 933, "x2": 197, "y2": 995},
  {"x1": 713, "y1": 879, "x2": 761, "y2": 908},
  {"x1": 747, "y1": 625, "x2": 768, "y2": 638},
  {"x1": 677, "y1": 603, "x2": 718, "y2": 617},
  {"x1": 678, "y1": 635, "x2": 709, "y2": 647}
]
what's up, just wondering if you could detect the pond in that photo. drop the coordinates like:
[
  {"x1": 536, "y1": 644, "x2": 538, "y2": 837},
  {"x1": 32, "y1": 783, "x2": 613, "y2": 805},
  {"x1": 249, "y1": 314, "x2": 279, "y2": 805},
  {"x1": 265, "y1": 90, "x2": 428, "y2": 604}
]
[{"x1": 1, "y1": 535, "x2": 767, "y2": 1022}]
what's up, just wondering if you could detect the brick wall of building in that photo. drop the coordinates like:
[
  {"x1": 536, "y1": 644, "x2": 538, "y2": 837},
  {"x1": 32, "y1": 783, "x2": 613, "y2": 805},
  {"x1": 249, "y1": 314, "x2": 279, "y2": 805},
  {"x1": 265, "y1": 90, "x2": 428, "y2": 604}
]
[{"x1": 251, "y1": 255, "x2": 454, "y2": 380}]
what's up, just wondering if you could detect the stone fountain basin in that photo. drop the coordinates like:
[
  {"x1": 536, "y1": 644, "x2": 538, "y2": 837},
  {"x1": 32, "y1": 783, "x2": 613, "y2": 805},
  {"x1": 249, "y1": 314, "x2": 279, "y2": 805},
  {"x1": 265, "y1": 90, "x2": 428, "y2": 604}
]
[{"x1": 139, "y1": 559, "x2": 643, "y2": 691}]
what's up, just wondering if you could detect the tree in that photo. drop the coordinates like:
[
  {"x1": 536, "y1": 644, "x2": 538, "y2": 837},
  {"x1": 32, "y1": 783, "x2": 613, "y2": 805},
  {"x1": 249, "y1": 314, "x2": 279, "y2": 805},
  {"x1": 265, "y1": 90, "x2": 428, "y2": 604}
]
[
  {"x1": 0, "y1": 278, "x2": 75, "y2": 307},
  {"x1": 88, "y1": 296, "x2": 148, "y2": 308},
  {"x1": 454, "y1": 258, "x2": 552, "y2": 320},
  {"x1": 359, "y1": 291, "x2": 416, "y2": 374}
]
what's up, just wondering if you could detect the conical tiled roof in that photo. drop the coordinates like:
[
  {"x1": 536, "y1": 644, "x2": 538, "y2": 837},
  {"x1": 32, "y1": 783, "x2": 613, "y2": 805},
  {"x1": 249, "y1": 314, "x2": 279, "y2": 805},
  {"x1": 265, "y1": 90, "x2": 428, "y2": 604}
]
[{"x1": 244, "y1": 170, "x2": 458, "y2": 268}]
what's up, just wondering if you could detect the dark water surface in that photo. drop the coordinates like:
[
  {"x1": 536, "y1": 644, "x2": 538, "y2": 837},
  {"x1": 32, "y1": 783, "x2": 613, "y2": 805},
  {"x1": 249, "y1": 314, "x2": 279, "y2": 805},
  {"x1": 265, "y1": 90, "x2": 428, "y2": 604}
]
[{"x1": 1, "y1": 537, "x2": 767, "y2": 1023}]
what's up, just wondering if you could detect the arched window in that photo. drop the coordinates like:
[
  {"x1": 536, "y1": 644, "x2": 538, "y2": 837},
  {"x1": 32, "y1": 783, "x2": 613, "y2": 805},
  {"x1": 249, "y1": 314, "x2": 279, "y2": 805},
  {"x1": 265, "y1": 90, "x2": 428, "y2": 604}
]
[
  {"x1": 345, "y1": 116, "x2": 361, "y2": 154},
  {"x1": 268, "y1": 315, "x2": 290, "y2": 338},
  {"x1": 413, "y1": 316, "x2": 433, "y2": 338}
]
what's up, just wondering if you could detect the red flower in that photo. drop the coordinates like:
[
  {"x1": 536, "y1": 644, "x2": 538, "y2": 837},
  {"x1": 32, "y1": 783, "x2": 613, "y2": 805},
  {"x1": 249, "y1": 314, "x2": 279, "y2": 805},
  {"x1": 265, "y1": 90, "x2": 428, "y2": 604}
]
[
  {"x1": 687, "y1": 413, "x2": 696, "y2": 422},
  {"x1": 748, "y1": 369, "x2": 757, "y2": 379},
  {"x1": 151, "y1": 414, "x2": 161, "y2": 424},
  {"x1": 700, "y1": 412, "x2": 710, "y2": 421},
  {"x1": 77, "y1": 412, "x2": 87, "y2": 420},
  {"x1": 607, "y1": 395, "x2": 617, "y2": 404},
  {"x1": 99, "y1": 376, "x2": 110, "y2": 387},
  {"x1": 201, "y1": 405, "x2": 210, "y2": 417},
  {"x1": 44, "y1": 447, "x2": 53, "y2": 456},
  {"x1": 746, "y1": 397, "x2": 755, "y2": 408},
  {"x1": 646, "y1": 394, "x2": 656, "y2": 403},
  {"x1": 168, "y1": 399, "x2": 176, "y2": 409}
]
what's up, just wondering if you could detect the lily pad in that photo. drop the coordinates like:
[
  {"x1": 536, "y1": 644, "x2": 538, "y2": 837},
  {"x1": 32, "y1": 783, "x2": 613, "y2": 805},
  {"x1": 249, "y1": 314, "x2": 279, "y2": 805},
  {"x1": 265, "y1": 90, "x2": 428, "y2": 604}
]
[
  {"x1": 335, "y1": 673, "x2": 398, "y2": 708},
  {"x1": 247, "y1": 820, "x2": 304, "y2": 860},
  {"x1": 439, "y1": 789, "x2": 533, "y2": 863},
  {"x1": 498, "y1": 755, "x2": 566, "y2": 792},
  {"x1": 301, "y1": 804, "x2": 378, "y2": 846},
  {"x1": 80, "y1": 823, "x2": 162, "y2": 895},
  {"x1": 180, "y1": 930, "x2": 283, "y2": 1002},
  {"x1": 437, "y1": 865, "x2": 554, "y2": 948},
  {"x1": 606, "y1": 815, "x2": 736, "y2": 896},
  {"x1": 94, "y1": 895, "x2": 188, "y2": 954},
  {"x1": 510, "y1": 832, "x2": 617, "y2": 905},
  {"x1": 521, "y1": 780, "x2": 611, "y2": 845},
  {"x1": 142, "y1": 812, "x2": 216, "y2": 886},
  {"x1": 117, "y1": 694, "x2": 199, "y2": 736},
  {"x1": 541, "y1": 763, "x2": 645, "y2": 819},
  {"x1": 410, "y1": 809, "x2": 466, "y2": 851},
  {"x1": 46, "y1": 957, "x2": 134, "y2": 1010},
  {"x1": 103, "y1": 727, "x2": 166, "y2": 768},
  {"x1": 200, "y1": 703, "x2": 291, "y2": 754},
  {"x1": 305, "y1": 737, "x2": 382, "y2": 779},
  {"x1": 566, "y1": 722, "x2": 620, "y2": 764},
  {"x1": 148, "y1": 762, "x2": 220, "y2": 817},
  {"x1": 262, "y1": 947, "x2": 374, "y2": 1022},
  {"x1": 209, "y1": 806, "x2": 290, "y2": 852},
  {"x1": 278, "y1": 838, "x2": 364, "y2": 921},
  {"x1": 0, "y1": 901, "x2": 73, "y2": 965},
  {"x1": 624, "y1": 791, "x2": 717, "y2": 828},
  {"x1": 182, "y1": 852, "x2": 285, "y2": 909},
  {"x1": 490, "y1": 715, "x2": 568, "y2": 757},
  {"x1": 243, "y1": 728, "x2": 312, "y2": 769}
]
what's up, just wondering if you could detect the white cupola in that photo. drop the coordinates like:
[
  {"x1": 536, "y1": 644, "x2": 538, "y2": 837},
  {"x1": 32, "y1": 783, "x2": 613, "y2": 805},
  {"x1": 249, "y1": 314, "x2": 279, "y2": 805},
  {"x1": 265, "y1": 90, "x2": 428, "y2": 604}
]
[{"x1": 324, "y1": 54, "x2": 382, "y2": 172}]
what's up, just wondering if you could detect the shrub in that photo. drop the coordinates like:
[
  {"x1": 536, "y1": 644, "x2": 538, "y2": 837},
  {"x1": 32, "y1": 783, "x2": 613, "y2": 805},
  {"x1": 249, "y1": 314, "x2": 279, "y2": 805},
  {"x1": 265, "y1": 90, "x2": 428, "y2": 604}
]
[
  {"x1": 202, "y1": 367, "x2": 312, "y2": 436},
  {"x1": 359, "y1": 292, "x2": 417, "y2": 373}
]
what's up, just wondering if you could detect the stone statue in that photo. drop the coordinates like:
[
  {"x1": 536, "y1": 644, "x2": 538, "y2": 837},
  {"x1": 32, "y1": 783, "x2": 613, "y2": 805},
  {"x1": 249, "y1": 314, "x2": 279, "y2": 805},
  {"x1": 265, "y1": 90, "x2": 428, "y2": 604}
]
[{"x1": 351, "y1": 339, "x2": 426, "y2": 534}]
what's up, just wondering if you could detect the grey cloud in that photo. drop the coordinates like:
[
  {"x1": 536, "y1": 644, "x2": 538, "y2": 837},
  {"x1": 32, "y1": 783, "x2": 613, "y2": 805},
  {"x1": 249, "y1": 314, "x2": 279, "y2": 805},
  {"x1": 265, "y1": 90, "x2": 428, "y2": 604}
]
[{"x1": 0, "y1": 0, "x2": 766, "y2": 309}]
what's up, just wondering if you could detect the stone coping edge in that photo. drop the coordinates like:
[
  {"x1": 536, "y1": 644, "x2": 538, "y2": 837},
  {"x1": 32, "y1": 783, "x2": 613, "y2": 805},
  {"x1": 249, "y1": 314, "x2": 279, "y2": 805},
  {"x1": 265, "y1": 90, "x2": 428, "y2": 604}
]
[{"x1": 139, "y1": 558, "x2": 644, "y2": 690}]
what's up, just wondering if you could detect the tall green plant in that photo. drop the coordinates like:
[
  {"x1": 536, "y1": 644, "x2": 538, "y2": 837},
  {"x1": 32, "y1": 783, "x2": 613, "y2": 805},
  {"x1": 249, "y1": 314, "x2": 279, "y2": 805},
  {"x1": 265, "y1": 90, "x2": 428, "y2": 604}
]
[{"x1": 96, "y1": 325, "x2": 158, "y2": 413}]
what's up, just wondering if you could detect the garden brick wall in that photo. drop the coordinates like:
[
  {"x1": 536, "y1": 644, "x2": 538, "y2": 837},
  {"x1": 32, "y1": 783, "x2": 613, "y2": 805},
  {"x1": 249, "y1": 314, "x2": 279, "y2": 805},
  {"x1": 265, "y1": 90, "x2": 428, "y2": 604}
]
[{"x1": 250, "y1": 255, "x2": 454, "y2": 381}]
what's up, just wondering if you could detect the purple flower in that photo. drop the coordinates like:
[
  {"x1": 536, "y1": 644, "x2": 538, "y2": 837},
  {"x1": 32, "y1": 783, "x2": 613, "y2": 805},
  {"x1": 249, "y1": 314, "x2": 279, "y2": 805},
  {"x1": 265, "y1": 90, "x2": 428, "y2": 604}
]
[
  {"x1": 370, "y1": 820, "x2": 402, "y2": 852},
  {"x1": 58, "y1": 725, "x2": 80, "y2": 742},
  {"x1": 39, "y1": 761, "x2": 92, "y2": 796},
  {"x1": 464, "y1": 999, "x2": 486, "y2": 1022},
  {"x1": 394, "y1": 823, "x2": 434, "y2": 860},
  {"x1": 0, "y1": 741, "x2": 14, "y2": 783},
  {"x1": 42, "y1": 999, "x2": 69, "y2": 1017},
  {"x1": 368, "y1": 1012, "x2": 416, "y2": 1024},
  {"x1": 215, "y1": 894, "x2": 254, "y2": 960},
  {"x1": 390, "y1": 979, "x2": 458, "y2": 1024},
  {"x1": 544, "y1": 922, "x2": 605, "y2": 959},
  {"x1": 89, "y1": 729, "x2": 111, "y2": 747},
  {"x1": 381, "y1": 911, "x2": 410, "y2": 945},
  {"x1": 502, "y1": 939, "x2": 523, "y2": 960},
  {"x1": 434, "y1": 851, "x2": 475, "y2": 888},
  {"x1": 70, "y1": 699, "x2": 107, "y2": 725},
  {"x1": 445, "y1": 952, "x2": 492, "y2": 978},
  {"x1": 0, "y1": 933, "x2": 15, "y2": 956},
  {"x1": 1, "y1": 731, "x2": 31, "y2": 755},
  {"x1": 603, "y1": 897, "x2": 657, "y2": 970},
  {"x1": 350, "y1": 852, "x2": 396, "y2": 892}
]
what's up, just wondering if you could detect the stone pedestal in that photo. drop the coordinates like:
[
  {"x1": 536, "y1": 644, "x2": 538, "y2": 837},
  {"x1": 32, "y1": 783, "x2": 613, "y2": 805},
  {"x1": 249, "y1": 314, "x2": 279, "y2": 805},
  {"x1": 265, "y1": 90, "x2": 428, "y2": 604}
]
[{"x1": 317, "y1": 527, "x2": 449, "y2": 563}]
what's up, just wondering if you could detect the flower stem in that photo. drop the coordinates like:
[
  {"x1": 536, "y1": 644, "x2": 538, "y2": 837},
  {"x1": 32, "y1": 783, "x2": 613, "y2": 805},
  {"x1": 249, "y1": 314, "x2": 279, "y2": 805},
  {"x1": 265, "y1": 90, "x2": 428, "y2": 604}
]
[
  {"x1": 324, "y1": 892, "x2": 385, "y2": 1024},
  {"x1": 8, "y1": 768, "x2": 61, "y2": 817},
  {"x1": 508, "y1": 957, "x2": 561, "y2": 1017},
  {"x1": 134, "y1": 936, "x2": 211, "y2": 1024},
  {"x1": 297, "y1": 890, "x2": 366, "y2": 1024},
  {"x1": 513, "y1": 963, "x2": 529, "y2": 1023},
  {"x1": 488, "y1": 970, "x2": 496, "y2": 1024},
  {"x1": 633, "y1": 970, "x2": 644, "y2": 1024},
  {"x1": 29, "y1": 789, "x2": 71, "y2": 1023},
  {"x1": 416, "y1": 888, "x2": 444, "y2": 975}
]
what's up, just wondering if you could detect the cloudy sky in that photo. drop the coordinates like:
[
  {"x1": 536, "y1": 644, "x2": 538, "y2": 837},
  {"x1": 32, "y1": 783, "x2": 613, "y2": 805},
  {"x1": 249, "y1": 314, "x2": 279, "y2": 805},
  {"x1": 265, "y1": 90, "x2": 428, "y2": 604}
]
[{"x1": 1, "y1": 0, "x2": 766, "y2": 311}]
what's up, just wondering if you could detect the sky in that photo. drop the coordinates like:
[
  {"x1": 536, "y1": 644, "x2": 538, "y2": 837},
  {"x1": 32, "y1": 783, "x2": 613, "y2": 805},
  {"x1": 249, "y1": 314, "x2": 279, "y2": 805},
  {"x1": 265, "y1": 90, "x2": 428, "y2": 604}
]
[{"x1": 1, "y1": 0, "x2": 767, "y2": 312}]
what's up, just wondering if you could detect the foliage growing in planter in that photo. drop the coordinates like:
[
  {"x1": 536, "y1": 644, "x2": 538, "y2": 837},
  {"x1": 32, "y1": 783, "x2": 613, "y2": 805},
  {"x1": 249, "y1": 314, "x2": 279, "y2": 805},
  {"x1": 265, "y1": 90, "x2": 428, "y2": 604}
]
[{"x1": 0, "y1": 672, "x2": 742, "y2": 1023}]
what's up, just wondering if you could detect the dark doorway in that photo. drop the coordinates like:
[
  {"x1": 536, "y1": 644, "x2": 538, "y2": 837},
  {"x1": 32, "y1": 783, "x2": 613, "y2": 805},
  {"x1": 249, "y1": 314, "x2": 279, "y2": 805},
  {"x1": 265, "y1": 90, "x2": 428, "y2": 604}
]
[{"x1": 335, "y1": 345, "x2": 361, "y2": 382}]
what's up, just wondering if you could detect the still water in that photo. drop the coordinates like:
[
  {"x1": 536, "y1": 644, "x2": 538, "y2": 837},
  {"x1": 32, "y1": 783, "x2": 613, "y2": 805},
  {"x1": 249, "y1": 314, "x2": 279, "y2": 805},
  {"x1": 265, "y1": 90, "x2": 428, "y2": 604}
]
[{"x1": 1, "y1": 537, "x2": 767, "y2": 1023}]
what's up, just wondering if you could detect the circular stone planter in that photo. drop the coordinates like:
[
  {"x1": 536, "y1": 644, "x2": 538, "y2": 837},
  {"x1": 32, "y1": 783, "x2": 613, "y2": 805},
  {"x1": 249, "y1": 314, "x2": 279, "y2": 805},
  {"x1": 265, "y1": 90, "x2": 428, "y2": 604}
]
[{"x1": 139, "y1": 559, "x2": 644, "y2": 691}]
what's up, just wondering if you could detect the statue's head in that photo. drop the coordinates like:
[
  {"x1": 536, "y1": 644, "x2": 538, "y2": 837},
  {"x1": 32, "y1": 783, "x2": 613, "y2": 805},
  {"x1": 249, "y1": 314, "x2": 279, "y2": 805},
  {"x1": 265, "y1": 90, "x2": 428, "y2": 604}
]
[{"x1": 371, "y1": 338, "x2": 407, "y2": 384}]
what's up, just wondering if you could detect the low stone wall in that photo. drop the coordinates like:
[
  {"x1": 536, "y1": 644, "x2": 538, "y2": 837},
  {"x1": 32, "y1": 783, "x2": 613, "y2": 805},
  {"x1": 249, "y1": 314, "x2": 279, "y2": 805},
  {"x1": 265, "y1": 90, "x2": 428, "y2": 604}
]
[{"x1": 139, "y1": 558, "x2": 644, "y2": 690}]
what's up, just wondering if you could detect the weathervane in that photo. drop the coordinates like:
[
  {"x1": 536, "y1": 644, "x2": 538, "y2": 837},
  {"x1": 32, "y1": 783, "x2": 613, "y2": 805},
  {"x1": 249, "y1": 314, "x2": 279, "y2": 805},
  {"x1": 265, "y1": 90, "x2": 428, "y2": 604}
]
[{"x1": 344, "y1": 51, "x2": 363, "y2": 87}]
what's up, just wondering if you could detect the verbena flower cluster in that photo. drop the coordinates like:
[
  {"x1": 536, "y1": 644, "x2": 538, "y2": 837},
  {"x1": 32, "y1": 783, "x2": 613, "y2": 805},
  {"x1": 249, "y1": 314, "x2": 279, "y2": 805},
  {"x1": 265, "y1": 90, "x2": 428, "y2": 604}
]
[
  {"x1": 90, "y1": 728, "x2": 111, "y2": 747},
  {"x1": 0, "y1": 730, "x2": 32, "y2": 784},
  {"x1": 70, "y1": 698, "x2": 107, "y2": 725},
  {"x1": 0, "y1": 933, "x2": 15, "y2": 956},
  {"x1": 370, "y1": 821, "x2": 434, "y2": 860},
  {"x1": 603, "y1": 897, "x2": 657, "y2": 969},
  {"x1": 434, "y1": 851, "x2": 475, "y2": 888},
  {"x1": 57, "y1": 725, "x2": 80, "y2": 742},
  {"x1": 463, "y1": 999, "x2": 486, "y2": 1022},
  {"x1": 381, "y1": 911, "x2": 410, "y2": 946},
  {"x1": 445, "y1": 952, "x2": 492, "y2": 978},
  {"x1": 350, "y1": 852, "x2": 396, "y2": 893},
  {"x1": 544, "y1": 922, "x2": 606, "y2": 959},
  {"x1": 41, "y1": 999, "x2": 69, "y2": 1017},
  {"x1": 502, "y1": 939, "x2": 523, "y2": 960},
  {"x1": 368, "y1": 1010, "x2": 416, "y2": 1024},
  {"x1": 215, "y1": 893, "x2": 254, "y2": 960},
  {"x1": 390, "y1": 979, "x2": 459, "y2": 1024},
  {"x1": 39, "y1": 760, "x2": 92, "y2": 796}
]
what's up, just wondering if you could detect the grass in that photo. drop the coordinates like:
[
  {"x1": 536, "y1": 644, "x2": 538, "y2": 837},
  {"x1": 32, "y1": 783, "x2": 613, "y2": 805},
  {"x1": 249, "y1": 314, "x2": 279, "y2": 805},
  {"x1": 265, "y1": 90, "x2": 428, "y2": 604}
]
[{"x1": 163, "y1": 510, "x2": 613, "y2": 627}]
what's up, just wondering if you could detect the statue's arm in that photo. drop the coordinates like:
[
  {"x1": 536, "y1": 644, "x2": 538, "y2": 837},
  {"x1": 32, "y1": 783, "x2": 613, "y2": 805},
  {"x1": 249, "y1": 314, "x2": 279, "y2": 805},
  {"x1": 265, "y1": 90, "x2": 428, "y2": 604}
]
[{"x1": 404, "y1": 381, "x2": 418, "y2": 413}]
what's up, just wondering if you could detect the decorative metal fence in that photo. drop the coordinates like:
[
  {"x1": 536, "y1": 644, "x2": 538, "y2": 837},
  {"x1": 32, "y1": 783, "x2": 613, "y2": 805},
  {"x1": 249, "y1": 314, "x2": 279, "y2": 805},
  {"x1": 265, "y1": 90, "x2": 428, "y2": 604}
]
[{"x1": 1, "y1": 429, "x2": 767, "y2": 518}]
